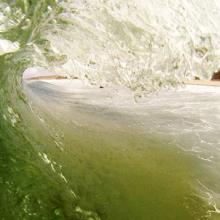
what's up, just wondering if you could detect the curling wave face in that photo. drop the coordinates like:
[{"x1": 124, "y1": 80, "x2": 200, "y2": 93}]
[{"x1": 1, "y1": 0, "x2": 220, "y2": 219}]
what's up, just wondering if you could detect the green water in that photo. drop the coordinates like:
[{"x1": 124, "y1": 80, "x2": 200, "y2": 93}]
[
  {"x1": 2, "y1": 80, "x2": 214, "y2": 219},
  {"x1": 1, "y1": 99, "x2": 212, "y2": 219}
]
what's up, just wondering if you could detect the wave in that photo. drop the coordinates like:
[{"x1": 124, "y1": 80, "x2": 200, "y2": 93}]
[{"x1": 1, "y1": 0, "x2": 220, "y2": 219}]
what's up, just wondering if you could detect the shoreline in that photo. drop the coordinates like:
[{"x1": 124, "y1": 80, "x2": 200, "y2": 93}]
[
  {"x1": 184, "y1": 80, "x2": 220, "y2": 87},
  {"x1": 25, "y1": 75, "x2": 220, "y2": 87}
]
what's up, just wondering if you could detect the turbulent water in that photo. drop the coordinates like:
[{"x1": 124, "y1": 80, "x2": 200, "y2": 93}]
[{"x1": 1, "y1": 0, "x2": 220, "y2": 219}]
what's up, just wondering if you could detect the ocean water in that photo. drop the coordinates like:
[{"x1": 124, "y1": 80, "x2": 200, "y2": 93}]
[{"x1": 1, "y1": 1, "x2": 220, "y2": 219}]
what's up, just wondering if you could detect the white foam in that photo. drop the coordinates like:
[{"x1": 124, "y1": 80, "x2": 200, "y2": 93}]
[
  {"x1": 179, "y1": 85, "x2": 220, "y2": 94},
  {"x1": 0, "y1": 39, "x2": 19, "y2": 55}
]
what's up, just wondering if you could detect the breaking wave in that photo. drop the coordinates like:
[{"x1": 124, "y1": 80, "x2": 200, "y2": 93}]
[{"x1": 1, "y1": 0, "x2": 220, "y2": 219}]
